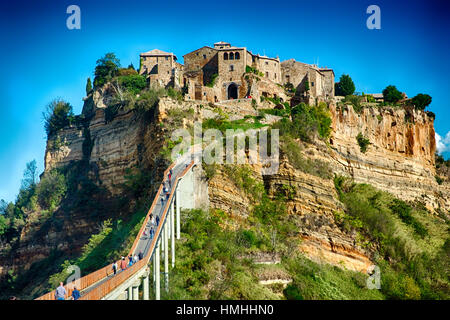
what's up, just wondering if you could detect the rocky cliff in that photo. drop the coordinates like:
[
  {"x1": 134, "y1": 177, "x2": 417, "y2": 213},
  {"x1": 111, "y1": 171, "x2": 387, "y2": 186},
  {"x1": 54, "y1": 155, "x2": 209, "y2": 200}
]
[
  {"x1": 1, "y1": 89, "x2": 448, "y2": 296},
  {"x1": 205, "y1": 101, "x2": 449, "y2": 273}
]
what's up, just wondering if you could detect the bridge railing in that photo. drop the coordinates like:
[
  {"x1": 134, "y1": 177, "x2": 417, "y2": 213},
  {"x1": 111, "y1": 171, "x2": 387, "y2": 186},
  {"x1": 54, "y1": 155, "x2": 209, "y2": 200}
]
[
  {"x1": 80, "y1": 161, "x2": 194, "y2": 300},
  {"x1": 36, "y1": 148, "x2": 194, "y2": 300}
]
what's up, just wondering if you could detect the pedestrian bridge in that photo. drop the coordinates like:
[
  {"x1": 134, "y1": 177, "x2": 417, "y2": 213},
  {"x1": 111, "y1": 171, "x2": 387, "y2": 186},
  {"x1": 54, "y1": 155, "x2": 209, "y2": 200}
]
[{"x1": 36, "y1": 146, "x2": 201, "y2": 300}]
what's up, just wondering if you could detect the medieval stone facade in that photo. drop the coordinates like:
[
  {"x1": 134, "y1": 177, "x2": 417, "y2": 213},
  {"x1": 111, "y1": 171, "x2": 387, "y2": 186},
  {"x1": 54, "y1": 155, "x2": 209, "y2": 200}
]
[
  {"x1": 139, "y1": 42, "x2": 334, "y2": 104},
  {"x1": 281, "y1": 59, "x2": 335, "y2": 104},
  {"x1": 139, "y1": 49, "x2": 183, "y2": 88}
]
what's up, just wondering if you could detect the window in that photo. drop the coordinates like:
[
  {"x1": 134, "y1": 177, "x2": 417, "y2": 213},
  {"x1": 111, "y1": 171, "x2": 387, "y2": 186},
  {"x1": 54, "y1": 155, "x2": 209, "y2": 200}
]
[
  {"x1": 229, "y1": 52, "x2": 234, "y2": 60},
  {"x1": 165, "y1": 57, "x2": 168, "y2": 61},
  {"x1": 235, "y1": 52, "x2": 240, "y2": 60},
  {"x1": 230, "y1": 65, "x2": 234, "y2": 71},
  {"x1": 265, "y1": 72, "x2": 269, "y2": 77},
  {"x1": 203, "y1": 54, "x2": 207, "y2": 59},
  {"x1": 143, "y1": 57, "x2": 146, "y2": 61},
  {"x1": 311, "y1": 82, "x2": 315, "y2": 86},
  {"x1": 167, "y1": 71, "x2": 169, "y2": 74},
  {"x1": 224, "y1": 53, "x2": 228, "y2": 60},
  {"x1": 274, "y1": 73, "x2": 277, "y2": 79},
  {"x1": 265, "y1": 61, "x2": 268, "y2": 65}
]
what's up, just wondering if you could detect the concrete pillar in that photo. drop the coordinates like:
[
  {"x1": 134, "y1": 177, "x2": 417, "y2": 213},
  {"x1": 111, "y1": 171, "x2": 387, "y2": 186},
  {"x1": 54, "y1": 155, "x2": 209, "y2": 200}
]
[
  {"x1": 155, "y1": 238, "x2": 161, "y2": 300},
  {"x1": 164, "y1": 221, "x2": 169, "y2": 292},
  {"x1": 176, "y1": 188, "x2": 180, "y2": 240},
  {"x1": 132, "y1": 285, "x2": 139, "y2": 300},
  {"x1": 153, "y1": 253, "x2": 156, "y2": 285},
  {"x1": 171, "y1": 200, "x2": 175, "y2": 268},
  {"x1": 143, "y1": 274, "x2": 149, "y2": 300},
  {"x1": 128, "y1": 286, "x2": 132, "y2": 300}
]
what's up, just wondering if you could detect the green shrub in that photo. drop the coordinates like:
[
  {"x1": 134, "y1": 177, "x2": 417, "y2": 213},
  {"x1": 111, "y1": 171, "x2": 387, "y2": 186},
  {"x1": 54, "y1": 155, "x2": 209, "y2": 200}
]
[
  {"x1": 205, "y1": 73, "x2": 218, "y2": 88},
  {"x1": 43, "y1": 99, "x2": 75, "y2": 137},
  {"x1": 167, "y1": 87, "x2": 183, "y2": 101},
  {"x1": 132, "y1": 87, "x2": 166, "y2": 113},
  {"x1": 382, "y1": 85, "x2": 403, "y2": 104},
  {"x1": 343, "y1": 95, "x2": 363, "y2": 113},
  {"x1": 245, "y1": 65, "x2": 264, "y2": 77},
  {"x1": 389, "y1": 199, "x2": 428, "y2": 237},
  {"x1": 36, "y1": 170, "x2": 67, "y2": 210},
  {"x1": 117, "y1": 67, "x2": 138, "y2": 76},
  {"x1": 85, "y1": 77, "x2": 92, "y2": 95},
  {"x1": 274, "y1": 102, "x2": 331, "y2": 142},
  {"x1": 283, "y1": 284, "x2": 304, "y2": 300},
  {"x1": 356, "y1": 133, "x2": 370, "y2": 153},
  {"x1": 335, "y1": 74, "x2": 355, "y2": 96},
  {"x1": 411, "y1": 94, "x2": 432, "y2": 110},
  {"x1": 94, "y1": 53, "x2": 120, "y2": 88},
  {"x1": 117, "y1": 74, "x2": 147, "y2": 95},
  {"x1": 435, "y1": 175, "x2": 443, "y2": 185},
  {"x1": 281, "y1": 136, "x2": 333, "y2": 179}
]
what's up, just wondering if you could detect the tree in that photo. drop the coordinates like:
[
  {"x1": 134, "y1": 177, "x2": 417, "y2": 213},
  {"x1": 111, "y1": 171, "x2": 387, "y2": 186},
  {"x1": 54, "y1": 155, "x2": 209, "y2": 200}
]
[
  {"x1": 86, "y1": 77, "x2": 93, "y2": 95},
  {"x1": 335, "y1": 74, "x2": 355, "y2": 96},
  {"x1": 43, "y1": 99, "x2": 74, "y2": 137},
  {"x1": 128, "y1": 63, "x2": 135, "y2": 70},
  {"x1": 21, "y1": 160, "x2": 38, "y2": 190},
  {"x1": 411, "y1": 93, "x2": 432, "y2": 110},
  {"x1": 36, "y1": 170, "x2": 67, "y2": 210},
  {"x1": 383, "y1": 85, "x2": 403, "y2": 104},
  {"x1": 93, "y1": 53, "x2": 121, "y2": 88}
]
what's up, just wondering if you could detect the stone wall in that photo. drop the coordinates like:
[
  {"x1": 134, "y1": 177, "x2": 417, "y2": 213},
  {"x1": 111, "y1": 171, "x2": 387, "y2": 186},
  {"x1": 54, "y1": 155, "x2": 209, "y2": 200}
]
[
  {"x1": 140, "y1": 55, "x2": 178, "y2": 87},
  {"x1": 254, "y1": 56, "x2": 281, "y2": 83},
  {"x1": 281, "y1": 59, "x2": 334, "y2": 100}
]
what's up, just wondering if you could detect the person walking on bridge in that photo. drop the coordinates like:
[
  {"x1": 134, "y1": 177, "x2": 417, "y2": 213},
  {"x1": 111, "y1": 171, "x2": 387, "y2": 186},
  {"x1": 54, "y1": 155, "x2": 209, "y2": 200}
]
[
  {"x1": 149, "y1": 226, "x2": 154, "y2": 239},
  {"x1": 156, "y1": 215, "x2": 160, "y2": 226},
  {"x1": 120, "y1": 257, "x2": 127, "y2": 271},
  {"x1": 71, "y1": 287, "x2": 81, "y2": 300},
  {"x1": 112, "y1": 261, "x2": 118, "y2": 275},
  {"x1": 168, "y1": 170, "x2": 172, "y2": 187},
  {"x1": 128, "y1": 255, "x2": 133, "y2": 267},
  {"x1": 138, "y1": 251, "x2": 143, "y2": 260},
  {"x1": 55, "y1": 282, "x2": 66, "y2": 300}
]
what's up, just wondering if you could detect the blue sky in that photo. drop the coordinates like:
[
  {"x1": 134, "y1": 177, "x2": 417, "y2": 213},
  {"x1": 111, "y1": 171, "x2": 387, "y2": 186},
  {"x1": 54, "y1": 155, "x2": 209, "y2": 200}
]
[{"x1": 0, "y1": 0, "x2": 449, "y2": 203}]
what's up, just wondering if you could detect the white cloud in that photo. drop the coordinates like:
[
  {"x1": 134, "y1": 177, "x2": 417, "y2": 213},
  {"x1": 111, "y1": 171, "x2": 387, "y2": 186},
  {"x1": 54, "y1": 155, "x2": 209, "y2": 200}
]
[{"x1": 436, "y1": 131, "x2": 450, "y2": 154}]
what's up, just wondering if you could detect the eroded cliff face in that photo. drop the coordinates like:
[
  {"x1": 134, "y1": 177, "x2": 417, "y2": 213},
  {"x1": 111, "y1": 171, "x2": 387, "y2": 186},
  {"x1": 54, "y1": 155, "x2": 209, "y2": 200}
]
[
  {"x1": 2, "y1": 92, "x2": 447, "y2": 288},
  {"x1": 206, "y1": 102, "x2": 448, "y2": 273},
  {"x1": 328, "y1": 104, "x2": 450, "y2": 212},
  {"x1": 0, "y1": 94, "x2": 171, "y2": 283}
]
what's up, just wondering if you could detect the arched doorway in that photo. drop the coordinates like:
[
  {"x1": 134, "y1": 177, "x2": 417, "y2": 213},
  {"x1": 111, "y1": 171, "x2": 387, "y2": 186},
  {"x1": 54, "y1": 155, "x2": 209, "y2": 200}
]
[{"x1": 227, "y1": 83, "x2": 238, "y2": 100}]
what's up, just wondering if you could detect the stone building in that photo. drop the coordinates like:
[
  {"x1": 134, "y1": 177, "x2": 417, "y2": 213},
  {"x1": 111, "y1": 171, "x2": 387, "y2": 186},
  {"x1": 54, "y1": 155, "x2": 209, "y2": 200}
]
[
  {"x1": 182, "y1": 42, "x2": 282, "y2": 102},
  {"x1": 139, "y1": 42, "x2": 334, "y2": 104},
  {"x1": 281, "y1": 59, "x2": 334, "y2": 104},
  {"x1": 139, "y1": 49, "x2": 183, "y2": 88}
]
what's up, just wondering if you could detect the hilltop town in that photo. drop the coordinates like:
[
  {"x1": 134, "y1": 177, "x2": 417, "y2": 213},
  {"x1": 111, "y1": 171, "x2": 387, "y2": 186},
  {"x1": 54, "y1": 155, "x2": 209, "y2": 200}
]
[
  {"x1": 139, "y1": 41, "x2": 335, "y2": 105},
  {"x1": 0, "y1": 40, "x2": 448, "y2": 301}
]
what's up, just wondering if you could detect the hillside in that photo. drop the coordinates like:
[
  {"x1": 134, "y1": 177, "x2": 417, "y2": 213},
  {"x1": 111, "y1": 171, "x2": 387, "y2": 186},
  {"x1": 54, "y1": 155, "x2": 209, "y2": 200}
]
[{"x1": 0, "y1": 57, "x2": 449, "y2": 300}]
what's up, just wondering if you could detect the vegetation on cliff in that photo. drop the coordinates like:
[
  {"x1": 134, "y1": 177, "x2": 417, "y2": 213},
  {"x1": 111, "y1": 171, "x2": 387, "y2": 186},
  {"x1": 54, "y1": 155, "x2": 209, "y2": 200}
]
[
  {"x1": 159, "y1": 166, "x2": 383, "y2": 300},
  {"x1": 335, "y1": 177, "x2": 449, "y2": 299}
]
